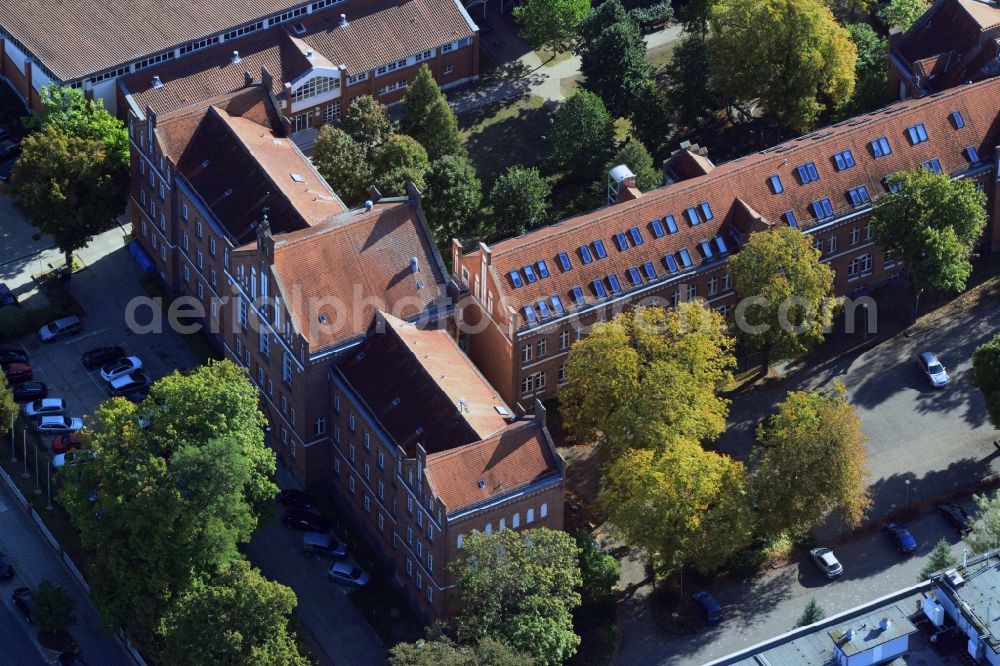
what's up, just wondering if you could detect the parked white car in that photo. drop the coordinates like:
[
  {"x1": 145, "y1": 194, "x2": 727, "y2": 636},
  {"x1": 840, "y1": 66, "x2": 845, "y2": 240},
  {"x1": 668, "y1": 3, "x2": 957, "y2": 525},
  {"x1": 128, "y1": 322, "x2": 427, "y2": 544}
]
[
  {"x1": 35, "y1": 415, "x2": 84, "y2": 435},
  {"x1": 328, "y1": 561, "x2": 370, "y2": 587},
  {"x1": 53, "y1": 449, "x2": 96, "y2": 469},
  {"x1": 100, "y1": 356, "x2": 142, "y2": 382},
  {"x1": 22, "y1": 398, "x2": 66, "y2": 419}
]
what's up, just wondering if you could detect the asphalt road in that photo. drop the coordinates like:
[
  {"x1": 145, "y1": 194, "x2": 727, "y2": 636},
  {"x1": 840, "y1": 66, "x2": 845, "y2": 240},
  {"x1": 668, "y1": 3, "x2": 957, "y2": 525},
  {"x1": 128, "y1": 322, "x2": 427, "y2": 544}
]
[
  {"x1": 0, "y1": 571, "x2": 45, "y2": 665},
  {"x1": 615, "y1": 289, "x2": 1000, "y2": 666}
]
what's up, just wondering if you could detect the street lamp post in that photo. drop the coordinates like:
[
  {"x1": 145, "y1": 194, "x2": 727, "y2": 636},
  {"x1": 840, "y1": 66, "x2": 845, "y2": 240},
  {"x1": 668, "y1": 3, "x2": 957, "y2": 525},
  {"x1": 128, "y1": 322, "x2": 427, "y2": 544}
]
[
  {"x1": 905, "y1": 479, "x2": 911, "y2": 507},
  {"x1": 46, "y1": 461, "x2": 52, "y2": 510},
  {"x1": 22, "y1": 430, "x2": 28, "y2": 478},
  {"x1": 34, "y1": 445, "x2": 40, "y2": 494}
]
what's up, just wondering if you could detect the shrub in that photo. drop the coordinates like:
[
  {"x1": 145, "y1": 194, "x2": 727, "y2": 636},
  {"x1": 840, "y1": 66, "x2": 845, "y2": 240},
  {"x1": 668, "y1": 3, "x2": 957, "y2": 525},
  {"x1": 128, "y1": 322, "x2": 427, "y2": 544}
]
[{"x1": 0, "y1": 306, "x2": 31, "y2": 340}]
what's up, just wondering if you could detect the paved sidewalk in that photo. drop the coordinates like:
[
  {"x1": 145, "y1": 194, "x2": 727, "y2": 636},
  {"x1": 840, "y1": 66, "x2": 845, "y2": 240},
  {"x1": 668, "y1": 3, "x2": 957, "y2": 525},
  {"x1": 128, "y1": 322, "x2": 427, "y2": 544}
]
[{"x1": 0, "y1": 475, "x2": 132, "y2": 665}]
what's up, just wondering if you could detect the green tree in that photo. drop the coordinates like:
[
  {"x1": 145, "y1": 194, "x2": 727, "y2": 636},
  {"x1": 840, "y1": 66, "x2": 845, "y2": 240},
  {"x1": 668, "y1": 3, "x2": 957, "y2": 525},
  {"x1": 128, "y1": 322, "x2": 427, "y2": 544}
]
[
  {"x1": 918, "y1": 539, "x2": 958, "y2": 582},
  {"x1": 663, "y1": 35, "x2": 718, "y2": 130},
  {"x1": 709, "y1": 0, "x2": 857, "y2": 132},
  {"x1": 576, "y1": 1, "x2": 653, "y2": 118},
  {"x1": 400, "y1": 66, "x2": 463, "y2": 161},
  {"x1": 59, "y1": 360, "x2": 276, "y2": 653},
  {"x1": 972, "y1": 333, "x2": 1000, "y2": 430},
  {"x1": 11, "y1": 125, "x2": 128, "y2": 267},
  {"x1": 967, "y1": 492, "x2": 1000, "y2": 553},
  {"x1": 374, "y1": 134, "x2": 429, "y2": 196},
  {"x1": 559, "y1": 303, "x2": 735, "y2": 460},
  {"x1": 599, "y1": 440, "x2": 753, "y2": 573},
  {"x1": 489, "y1": 166, "x2": 551, "y2": 238},
  {"x1": 422, "y1": 155, "x2": 482, "y2": 241},
  {"x1": 453, "y1": 529, "x2": 582, "y2": 666},
  {"x1": 311, "y1": 125, "x2": 371, "y2": 206},
  {"x1": 825, "y1": 0, "x2": 873, "y2": 21},
  {"x1": 728, "y1": 226, "x2": 840, "y2": 365},
  {"x1": 627, "y1": 78, "x2": 671, "y2": 158},
  {"x1": 33, "y1": 581, "x2": 76, "y2": 637},
  {"x1": 0, "y1": 376, "x2": 16, "y2": 438},
  {"x1": 876, "y1": 0, "x2": 929, "y2": 31},
  {"x1": 26, "y1": 84, "x2": 129, "y2": 166},
  {"x1": 550, "y1": 89, "x2": 615, "y2": 177},
  {"x1": 750, "y1": 384, "x2": 871, "y2": 535},
  {"x1": 341, "y1": 96, "x2": 394, "y2": 160},
  {"x1": 604, "y1": 138, "x2": 660, "y2": 192},
  {"x1": 872, "y1": 168, "x2": 987, "y2": 321},
  {"x1": 161, "y1": 560, "x2": 307, "y2": 666},
  {"x1": 514, "y1": 0, "x2": 591, "y2": 51},
  {"x1": 680, "y1": 0, "x2": 719, "y2": 36},
  {"x1": 838, "y1": 23, "x2": 889, "y2": 116},
  {"x1": 796, "y1": 598, "x2": 825, "y2": 627},
  {"x1": 575, "y1": 533, "x2": 619, "y2": 605},
  {"x1": 389, "y1": 630, "x2": 534, "y2": 666}
]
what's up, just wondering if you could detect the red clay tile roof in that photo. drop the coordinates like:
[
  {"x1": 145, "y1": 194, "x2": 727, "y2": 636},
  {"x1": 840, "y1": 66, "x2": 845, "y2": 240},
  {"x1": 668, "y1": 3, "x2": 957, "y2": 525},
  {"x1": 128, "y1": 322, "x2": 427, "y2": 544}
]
[
  {"x1": 122, "y1": 0, "x2": 476, "y2": 115},
  {"x1": 0, "y1": 0, "x2": 313, "y2": 81},
  {"x1": 258, "y1": 198, "x2": 448, "y2": 351},
  {"x1": 168, "y1": 101, "x2": 343, "y2": 244},
  {"x1": 336, "y1": 312, "x2": 511, "y2": 456},
  {"x1": 472, "y1": 77, "x2": 1000, "y2": 329},
  {"x1": 424, "y1": 420, "x2": 559, "y2": 514},
  {"x1": 894, "y1": 0, "x2": 1000, "y2": 92}
]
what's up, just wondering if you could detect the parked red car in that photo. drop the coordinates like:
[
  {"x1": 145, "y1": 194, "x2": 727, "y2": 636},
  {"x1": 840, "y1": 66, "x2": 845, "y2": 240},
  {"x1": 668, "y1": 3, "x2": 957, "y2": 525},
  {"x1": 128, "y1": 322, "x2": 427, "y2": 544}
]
[
  {"x1": 52, "y1": 432, "x2": 85, "y2": 455},
  {"x1": 2, "y1": 363, "x2": 33, "y2": 384}
]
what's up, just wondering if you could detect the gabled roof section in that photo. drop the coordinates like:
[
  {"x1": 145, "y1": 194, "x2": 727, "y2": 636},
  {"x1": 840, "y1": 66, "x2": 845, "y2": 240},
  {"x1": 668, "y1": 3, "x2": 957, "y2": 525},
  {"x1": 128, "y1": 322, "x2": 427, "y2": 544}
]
[
  {"x1": 473, "y1": 76, "x2": 1000, "y2": 330},
  {"x1": 424, "y1": 420, "x2": 560, "y2": 514},
  {"x1": 171, "y1": 102, "x2": 343, "y2": 244},
  {"x1": 336, "y1": 312, "x2": 510, "y2": 457},
  {"x1": 0, "y1": 0, "x2": 310, "y2": 81},
  {"x1": 122, "y1": 0, "x2": 477, "y2": 116},
  {"x1": 260, "y1": 197, "x2": 448, "y2": 351}
]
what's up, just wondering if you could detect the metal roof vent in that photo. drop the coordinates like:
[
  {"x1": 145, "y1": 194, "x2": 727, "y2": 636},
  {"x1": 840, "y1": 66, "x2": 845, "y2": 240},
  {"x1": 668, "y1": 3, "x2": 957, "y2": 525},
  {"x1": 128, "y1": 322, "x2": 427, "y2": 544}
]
[
  {"x1": 151, "y1": 75, "x2": 163, "y2": 89},
  {"x1": 364, "y1": 200, "x2": 374, "y2": 211},
  {"x1": 410, "y1": 256, "x2": 419, "y2": 274},
  {"x1": 458, "y1": 397, "x2": 466, "y2": 411},
  {"x1": 318, "y1": 314, "x2": 328, "y2": 324},
  {"x1": 231, "y1": 50, "x2": 241, "y2": 64},
  {"x1": 844, "y1": 629, "x2": 855, "y2": 641},
  {"x1": 879, "y1": 618, "x2": 891, "y2": 631},
  {"x1": 339, "y1": 13, "x2": 348, "y2": 27},
  {"x1": 477, "y1": 479, "x2": 486, "y2": 489},
  {"x1": 305, "y1": 49, "x2": 314, "y2": 58},
  {"x1": 224, "y1": 188, "x2": 233, "y2": 197}
]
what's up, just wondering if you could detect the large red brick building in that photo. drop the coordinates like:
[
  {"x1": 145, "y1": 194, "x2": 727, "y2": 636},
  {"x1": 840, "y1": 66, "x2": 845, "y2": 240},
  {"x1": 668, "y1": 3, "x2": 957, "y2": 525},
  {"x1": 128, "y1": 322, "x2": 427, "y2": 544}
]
[
  {"x1": 453, "y1": 77, "x2": 1000, "y2": 406},
  {"x1": 888, "y1": 0, "x2": 1000, "y2": 99},
  {"x1": 0, "y1": 0, "x2": 478, "y2": 117}
]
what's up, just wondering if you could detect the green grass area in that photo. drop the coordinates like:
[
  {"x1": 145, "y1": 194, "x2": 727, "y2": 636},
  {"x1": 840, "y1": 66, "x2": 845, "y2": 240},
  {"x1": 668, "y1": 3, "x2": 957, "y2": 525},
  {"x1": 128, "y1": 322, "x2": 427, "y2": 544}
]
[
  {"x1": 646, "y1": 40, "x2": 677, "y2": 73},
  {"x1": 459, "y1": 94, "x2": 550, "y2": 187},
  {"x1": 536, "y1": 48, "x2": 574, "y2": 68}
]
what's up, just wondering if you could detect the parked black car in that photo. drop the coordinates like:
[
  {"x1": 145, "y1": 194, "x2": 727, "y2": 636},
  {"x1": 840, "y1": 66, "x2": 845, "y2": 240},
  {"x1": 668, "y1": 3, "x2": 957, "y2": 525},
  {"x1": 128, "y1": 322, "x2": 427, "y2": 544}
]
[
  {"x1": 81, "y1": 345, "x2": 125, "y2": 370},
  {"x1": 0, "y1": 158, "x2": 14, "y2": 184},
  {"x1": 937, "y1": 503, "x2": 971, "y2": 534},
  {"x1": 0, "y1": 348, "x2": 27, "y2": 365},
  {"x1": 0, "y1": 551, "x2": 13, "y2": 580},
  {"x1": 277, "y1": 488, "x2": 314, "y2": 510},
  {"x1": 11, "y1": 587, "x2": 33, "y2": 623},
  {"x1": 11, "y1": 382, "x2": 47, "y2": 403},
  {"x1": 282, "y1": 509, "x2": 330, "y2": 532},
  {"x1": 0, "y1": 283, "x2": 17, "y2": 308},
  {"x1": 59, "y1": 650, "x2": 86, "y2": 666}
]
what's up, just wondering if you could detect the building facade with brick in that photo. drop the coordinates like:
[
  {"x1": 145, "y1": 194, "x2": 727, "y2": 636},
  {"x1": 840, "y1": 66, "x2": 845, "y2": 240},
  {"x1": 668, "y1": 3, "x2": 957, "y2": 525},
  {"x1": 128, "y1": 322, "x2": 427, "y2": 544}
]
[
  {"x1": 327, "y1": 312, "x2": 564, "y2": 619},
  {"x1": 0, "y1": 0, "x2": 477, "y2": 115},
  {"x1": 454, "y1": 77, "x2": 1000, "y2": 406},
  {"x1": 888, "y1": 0, "x2": 1000, "y2": 100},
  {"x1": 128, "y1": 83, "x2": 454, "y2": 486}
]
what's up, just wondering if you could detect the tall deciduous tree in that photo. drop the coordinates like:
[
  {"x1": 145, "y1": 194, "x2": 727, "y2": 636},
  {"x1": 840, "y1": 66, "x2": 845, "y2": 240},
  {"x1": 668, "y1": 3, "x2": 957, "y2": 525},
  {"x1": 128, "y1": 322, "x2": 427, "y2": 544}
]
[
  {"x1": 750, "y1": 384, "x2": 871, "y2": 535},
  {"x1": 728, "y1": 226, "x2": 840, "y2": 365},
  {"x1": 972, "y1": 333, "x2": 1000, "y2": 430},
  {"x1": 11, "y1": 125, "x2": 128, "y2": 267},
  {"x1": 311, "y1": 125, "x2": 372, "y2": 206},
  {"x1": 514, "y1": 0, "x2": 591, "y2": 52},
  {"x1": 559, "y1": 303, "x2": 735, "y2": 460},
  {"x1": 60, "y1": 360, "x2": 277, "y2": 653},
  {"x1": 0, "y1": 376, "x2": 16, "y2": 438},
  {"x1": 26, "y1": 84, "x2": 129, "y2": 166},
  {"x1": 599, "y1": 440, "x2": 753, "y2": 573},
  {"x1": 663, "y1": 35, "x2": 718, "y2": 131},
  {"x1": 576, "y1": 1, "x2": 653, "y2": 118},
  {"x1": 709, "y1": 0, "x2": 857, "y2": 132},
  {"x1": 603, "y1": 138, "x2": 660, "y2": 192},
  {"x1": 838, "y1": 23, "x2": 889, "y2": 116},
  {"x1": 453, "y1": 529, "x2": 582, "y2": 666},
  {"x1": 872, "y1": 168, "x2": 987, "y2": 321},
  {"x1": 389, "y1": 631, "x2": 534, "y2": 666},
  {"x1": 680, "y1": 0, "x2": 719, "y2": 36},
  {"x1": 374, "y1": 134, "x2": 429, "y2": 196},
  {"x1": 550, "y1": 89, "x2": 615, "y2": 177},
  {"x1": 967, "y1": 492, "x2": 1000, "y2": 554},
  {"x1": 489, "y1": 166, "x2": 551, "y2": 238},
  {"x1": 876, "y1": 0, "x2": 929, "y2": 31},
  {"x1": 575, "y1": 533, "x2": 620, "y2": 605},
  {"x1": 33, "y1": 581, "x2": 76, "y2": 637},
  {"x1": 161, "y1": 560, "x2": 308, "y2": 666},
  {"x1": 422, "y1": 154, "x2": 482, "y2": 241},
  {"x1": 400, "y1": 65, "x2": 463, "y2": 161},
  {"x1": 627, "y1": 78, "x2": 671, "y2": 158},
  {"x1": 341, "y1": 96, "x2": 394, "y2": 160}
]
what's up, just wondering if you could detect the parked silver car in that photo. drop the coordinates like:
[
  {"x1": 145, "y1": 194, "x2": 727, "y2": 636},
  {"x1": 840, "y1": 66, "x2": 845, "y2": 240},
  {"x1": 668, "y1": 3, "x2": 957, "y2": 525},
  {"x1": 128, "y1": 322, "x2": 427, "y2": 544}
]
[
  {"x1": 38, "y1": 316, "x2": 82, "y2": 342},
  {"x1": 36, "y1": 415, "x2": 84, "y2": 435},
  {"x1": 810, "y1": 547, "x2": 844, "y2": 578},
  {"x1": 328, "y1": 561, "x2": 370, "y2": 587},
  {"x1": 22, "y1": 398, "x2": 66, "y2": 419}
]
